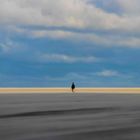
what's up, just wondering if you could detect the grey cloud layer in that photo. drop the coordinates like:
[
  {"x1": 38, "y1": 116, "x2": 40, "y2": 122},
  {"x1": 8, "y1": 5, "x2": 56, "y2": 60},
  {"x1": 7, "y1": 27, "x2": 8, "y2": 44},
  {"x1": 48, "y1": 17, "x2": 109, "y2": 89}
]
[{"x1": 0, "y1": 0, "x2": 140, "y2": 47}]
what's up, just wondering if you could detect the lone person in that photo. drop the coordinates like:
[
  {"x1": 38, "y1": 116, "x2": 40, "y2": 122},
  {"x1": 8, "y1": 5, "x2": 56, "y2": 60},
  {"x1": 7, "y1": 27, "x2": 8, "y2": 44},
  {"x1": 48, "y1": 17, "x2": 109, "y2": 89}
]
[{"x1": 71, "y1": 82, "x2": 75, "y2": 93}]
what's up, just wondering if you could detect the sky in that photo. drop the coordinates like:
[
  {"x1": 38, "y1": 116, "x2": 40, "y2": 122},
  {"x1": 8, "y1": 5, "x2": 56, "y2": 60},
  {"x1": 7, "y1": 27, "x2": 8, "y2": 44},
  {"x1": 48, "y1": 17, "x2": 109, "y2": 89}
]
[{"x1": 0, "y1": 0, "x2": 140, "y2": 87}]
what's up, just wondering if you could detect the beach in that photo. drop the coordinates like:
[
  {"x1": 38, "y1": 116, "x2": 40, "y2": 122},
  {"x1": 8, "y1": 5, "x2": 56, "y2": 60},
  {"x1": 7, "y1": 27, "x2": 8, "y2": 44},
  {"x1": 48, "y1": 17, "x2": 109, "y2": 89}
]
[
  {"x1": 0, "y1": 93, "x2": 140, "y2": 140},
  {"x1": 0, "y1": 88, "x2": 140, "y2": 94}
]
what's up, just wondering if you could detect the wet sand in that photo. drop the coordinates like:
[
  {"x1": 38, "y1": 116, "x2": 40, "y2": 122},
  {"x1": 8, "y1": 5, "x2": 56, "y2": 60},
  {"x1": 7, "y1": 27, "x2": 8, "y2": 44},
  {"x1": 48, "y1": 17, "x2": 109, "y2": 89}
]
[
  {"x1": 0, "y1": 88, "x2": 140, "y2": 94},
  {"x1": 0, "y1": 93, "x2": 140, "y2": 140}
]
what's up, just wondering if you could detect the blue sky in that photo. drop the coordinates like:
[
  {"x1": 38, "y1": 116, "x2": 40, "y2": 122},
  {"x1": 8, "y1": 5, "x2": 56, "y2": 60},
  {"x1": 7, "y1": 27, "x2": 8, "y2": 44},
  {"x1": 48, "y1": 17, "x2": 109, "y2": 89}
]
[{"x1": 0, "y1": 0, "x2": 140, "y2": 87}]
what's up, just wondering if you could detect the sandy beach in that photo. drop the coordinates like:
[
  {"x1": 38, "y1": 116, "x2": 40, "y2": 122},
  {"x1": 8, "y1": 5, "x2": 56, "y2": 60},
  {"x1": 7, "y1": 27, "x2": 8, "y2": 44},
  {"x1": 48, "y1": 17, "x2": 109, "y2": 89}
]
[
  {"x1": 0, "y1": 88, "x2": 140, "y2": 94},
  {"x1": 1, "y1": 93, "x2": 140, "y2": 140}
]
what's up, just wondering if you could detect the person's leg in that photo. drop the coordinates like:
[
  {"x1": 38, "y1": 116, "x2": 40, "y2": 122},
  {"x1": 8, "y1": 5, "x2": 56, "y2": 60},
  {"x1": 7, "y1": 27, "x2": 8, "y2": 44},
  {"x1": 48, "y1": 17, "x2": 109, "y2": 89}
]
[
  {"x1": 73, "y1": 88, "x2": 75, "y2": 93},
  {"x1": 72, "y1": 88, "x2": 74, "y2": 92}
]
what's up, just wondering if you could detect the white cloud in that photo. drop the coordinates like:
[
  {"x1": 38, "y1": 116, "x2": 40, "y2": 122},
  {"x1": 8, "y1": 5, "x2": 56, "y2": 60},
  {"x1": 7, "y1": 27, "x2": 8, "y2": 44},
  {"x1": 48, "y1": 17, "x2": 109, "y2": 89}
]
[
  {"x1": 39, "y1": 53, "x2": 100, "y2": 63},
  {"x1": 30, "y1": 30, "x2": 73, "y2": 39},
  {"x1": 23, "y1": 29, "x2": 140, "y2": 47},
  {"x1": 0, "y1": 0, "x2": 140, "y2": 47},
  {"x1": 0, "y1": 40, "x2": 24, "y2": 54},
  {"x1": 44, "y1": 71, "x2": 136, "y2": 87},
  {"x1": 0, "y1": 0, "x2": 140, "y2": 32},
  {"x1": 117, "y1": 0, "x2": 140, "y2": 16},
  {"x1": 0, "y1": 0, "x2": 109, "y2": 28},
  {"x1": 96, "y1": 70, "x2": 120, "y2": 77},
  {"x1": 0, "y1": 40, "x2": 17, "y2": 54}
]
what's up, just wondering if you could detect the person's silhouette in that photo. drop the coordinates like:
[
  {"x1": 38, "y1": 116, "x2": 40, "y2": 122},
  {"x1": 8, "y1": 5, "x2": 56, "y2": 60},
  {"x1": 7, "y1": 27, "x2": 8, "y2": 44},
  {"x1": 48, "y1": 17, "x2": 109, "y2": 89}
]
[{"x1": 71, "y1": 82, "x2": 75, "y2": 92}]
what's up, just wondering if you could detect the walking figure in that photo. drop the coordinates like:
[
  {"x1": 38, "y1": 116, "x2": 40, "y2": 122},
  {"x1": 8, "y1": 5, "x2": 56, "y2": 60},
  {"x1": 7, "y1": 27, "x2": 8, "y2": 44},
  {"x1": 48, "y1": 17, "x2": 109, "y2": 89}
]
[{"x1": 71, "y1": 82, "x2": 75, "y2": 93}]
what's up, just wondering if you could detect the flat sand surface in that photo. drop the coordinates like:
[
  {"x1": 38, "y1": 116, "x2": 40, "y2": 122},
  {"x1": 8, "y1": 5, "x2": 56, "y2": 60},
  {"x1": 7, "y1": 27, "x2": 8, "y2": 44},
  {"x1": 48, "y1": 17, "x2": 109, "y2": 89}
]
[
  {"x1": 0, "y1": 88, "x2": 140, "y2": 94},
  {"x1": 1, "y1": 93, "x2": 140, "y2": 140}
]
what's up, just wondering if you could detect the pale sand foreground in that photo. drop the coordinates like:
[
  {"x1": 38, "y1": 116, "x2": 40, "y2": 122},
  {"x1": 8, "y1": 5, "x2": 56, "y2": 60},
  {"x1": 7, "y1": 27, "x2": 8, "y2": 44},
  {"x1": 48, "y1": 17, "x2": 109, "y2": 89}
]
[{"x1": 0, "y1": 88, "x2": 140, "y2": 94}]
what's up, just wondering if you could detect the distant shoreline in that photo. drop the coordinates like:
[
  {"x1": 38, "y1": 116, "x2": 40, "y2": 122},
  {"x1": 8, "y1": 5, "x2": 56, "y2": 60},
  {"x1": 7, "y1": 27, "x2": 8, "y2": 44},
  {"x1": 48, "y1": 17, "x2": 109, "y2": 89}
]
[{"x1": 0, "y1": 88, "x2": 140, "y2": 94}]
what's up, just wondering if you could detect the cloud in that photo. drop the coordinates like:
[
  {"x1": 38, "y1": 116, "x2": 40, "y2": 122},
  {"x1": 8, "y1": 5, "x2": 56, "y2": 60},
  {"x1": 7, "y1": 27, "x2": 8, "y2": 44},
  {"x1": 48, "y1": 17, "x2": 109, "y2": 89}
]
[
  {"x1": 39, "y1": 53, "x2": 100, "y2": 63},
  {"x1": 117, "y1": 0, "x2": 140, "y2": 16},
  {"x1": 0, "y1": 0, "x2": 140, "y2": 47},
  {"x1": 0, "y1": 41, "x2": 16, "y2": 54},
  {"x1": 96, "y1": 70, "x2": 120, "y2": 77},
  {"x1": 0, "y1": 0, "x2": 120, "y2": 30},
  {"x1": 44, "y1": 71, "x2": 136, "y2": 87},
  {"x1": 11, "y1": 27, "x2": 138, "y2": 47},
  {"x1": 0, "y1": 72, "x2": 137, "y2": 87},
  {"x1": 1, "y1": 0, "x2": 139, "y2": 32},
  {"x1": 0, "y1": 40, "x2": 25, "y2": 55}
]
